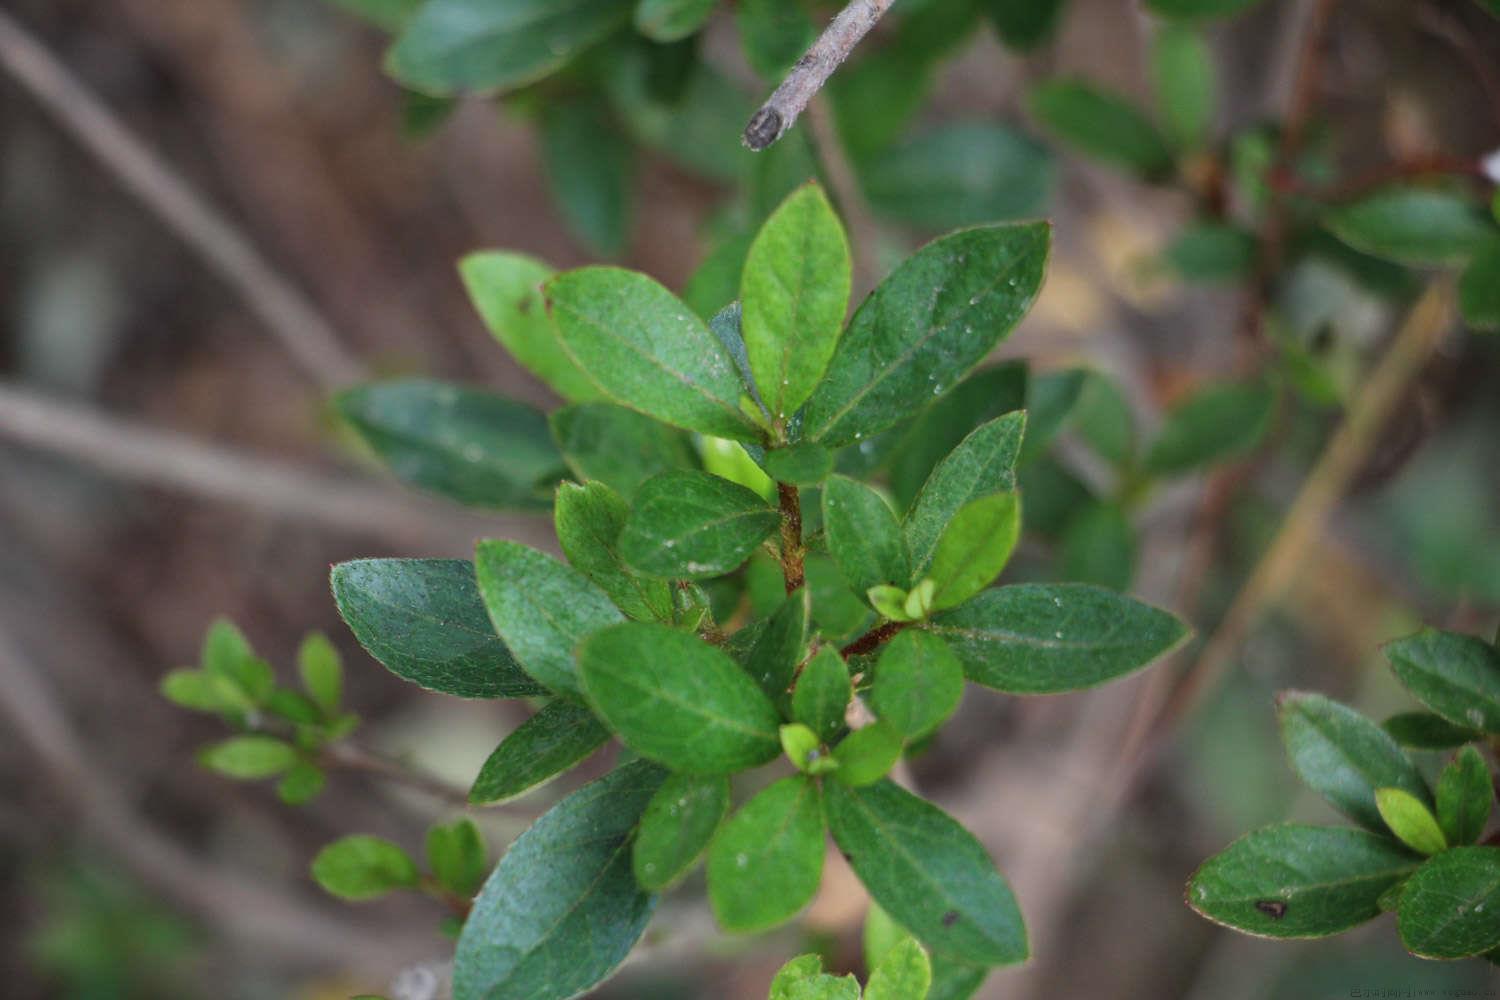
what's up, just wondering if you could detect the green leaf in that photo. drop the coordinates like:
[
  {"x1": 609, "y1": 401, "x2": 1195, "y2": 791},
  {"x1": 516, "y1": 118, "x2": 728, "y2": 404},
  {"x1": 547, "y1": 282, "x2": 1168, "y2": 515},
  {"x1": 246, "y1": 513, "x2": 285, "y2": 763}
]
[
  {"x1": 474, "y1": 541, "x2": 625, "y2": 698},
  {"x1": 743, "y1": 588, "x2": 812, "y2": 701},
  {"x1": 808, "y1": 553, "x2": 877, "y2": 642},
  {"x1": 459, "y1": 252, "x2": 599, "y2": 402},
  {"x1": 618, "y1": 470, "x2": 779, "y2": 580},
  {"x1": 311, "y1": 835, "x2": 419, "y2": 901},
  {"x1": 1277, "y1": 690, "x2": 1432, "y2": 832},
  {"x1": 905, "y1": 412, "x2": 1027, "y2": 579},
  {"x1": 770, "y1": 955, "x2": 828, "y2": 998},
  {"x1": 336, "y1": 379, "x2": 563, "y2": 510},
  {"x1": 1375, "y1": 787, "x2": 1447, "y2": 856},
  {"x1": 550, "y1": 401, "x2": 698, "y2": 501},
  {"x1": 871, "y1": 630, "x2": 964, "y2": 740},
  {"x1": 579, "y1": 622, "x2": 782, "y2": 773},
  {"x1": 332, "y1": 558, "x2": 547, "y2": 699},
  {"x1": 540, "y1": 98, "x2": 635, "y2": 257},
  {"x1": 1437, "y1": 746, "x2": 1493, "y2": 847},
  {"x1": 546, "y1": 267, "x2": 763, "y2": 441},
  {"x1": 800, "y1": 225, "x2": 1049, "y2": 447},
  {"x1": 1016, "y1": 368, "x2": 1085, "y2": 466},
  {"x1": 555, "y1": 481, "x2": 674, "y2": 622},
  {"x1": 983, "y1": 0, "x2": 1066, "y2": 50},
  {"x1": 276, "y1": 762, "x2": 326, "y2": 805},
  {"x1": 1384, "y1": 711, "x2": 1482, "y2": 750},
  {"x1": 469, "y1": 700, "x2": 611, "y2": 805},
  {"x1": 1384, "y1": 627, "x2": 1500, "y2": 733},
  {"x1": 427, "y1": 817, "x2": 487, "y2": 898},
  {"x1": 825, "y1": 780, "x2": 1026, "y2": 965},
  {"x1": 781, "y1": 723, "x2": 825, "y2": 772},
  {"x1": 888, "y1": 364, "x2": 1028, "y2": 510},
  {"x1": 1070, "y1": 370, "x2": 1135, "y2": 467},
  {"x1": 707, "y1": 776, "x2": 825, "y2": 932},
  {"x1": 1325, "y1": 188, "x2": 1494, "y2": 266},
  {"x1": 1187, "y1": 823, "x2": 1421, "y2": 938},
  {"x1": 867, "y1": 936, "x2": 933, "y2": 1000},
  {"x1": 926, "y1": 959, "x2": 988, "y2": 1000},
  {"x1": 631, "y1": 774, "x2": 730, "y2": 893},
  {"x1": 925, "y1": 493, "x2": 1021, "y2": 610},
  {"x1": 860, "y1": 123, "x2": 1054, "y2": 230},
  {"x1": 1059, "y1": 502, "x2": 1136, "y2": 591},
  {"x1": 832, "y1": 721, "x2": 904, "y2": 786},
  {"x1": 1460, "y1": 238, "x2": 1500, "y2": 331},
  {"x1": 1146, "y1": 0, "x2": 1264, "y2": 20},
  {"x1": 1150, "y1": 24, "x2": 1215, "y2": 151},
  {"x1": 742, "y1": 183, "x2": 852, "y2": 423},
  {"x1": 869, "y1": 585, "x2": 915, "y2": 623},
  {"x1": 634, "y1": 0, "x2": 715, "y2": 41},
  {"x1": 737, "y1": 0, "x2": 815, "y2": 78},
  {"x1": 454, "y1": 761, "x2": 664, "y2": 998},
  {"x1": 1161, "y1": 223, "x2": 1257, "y2": 283},
  {"x1": 198, "y1": 735, "x2": 299, "y2": 780},
  {"x1": 1143, "y1": 379, "x2": 1274, "y2": 476},
  {"x1": 793, "y1": 645, "x2": 852, "y2": 744},
  {"x1": 1027, "y1": 80, "x2": 1173, "y2": 179},
  {"x1": 297, "y1": 633, "x2": 342, "y2": 715},
  {"x1": 926, "y1": 583, "x2": 1189, "y2": 693},
  {"x1": 266, "y1": 689, "x2": 322, "y2": 725},
  {"x1": 686, "y1": 231, "x2": 756, "y2": 320},
  {"x1": 160, "y1": 668, "x2": 247, "y2": 714},
  {"x1": 387, "y1": 0, "x2": 634, "y2": 95},
  {"x1": 1398, "y1": 847, "x2": 1500, "y2": 958},
  {"x1": 824, "y1": 475, "x2": 911, "y2": 599},
  {"x1": 700, "y1": 435, "x2": 775, "y2": 499},
  {"x1": 201, "y1": 618, "x2": 272, "y2": 703},
  {"x1": 765, "y1": 442, "x2": 835, "y2": 485}
]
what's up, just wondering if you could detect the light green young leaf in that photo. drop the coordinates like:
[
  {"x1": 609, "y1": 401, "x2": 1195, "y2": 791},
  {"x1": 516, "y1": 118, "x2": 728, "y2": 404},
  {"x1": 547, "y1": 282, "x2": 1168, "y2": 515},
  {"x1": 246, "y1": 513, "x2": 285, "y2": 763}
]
[
  {"x1": 832, "y1": 721, "x2": 905, "y2": 787},
  {"x1": 707, "y1": 776, "x2": 825, "y2": 932},
  {"x1": 1143, "y1": 379, "x2": 1275, "y2": 476},
  {"x1": 426, "y1": 817, "x2": 487, "y2": 898},
  {"x1": 198, "y1": 735, "x2": 299, "y2": 780},
  {"x1": 1151, "y1": 24, "x2": 1215, "y2": 151},
  {"x1": 1397, "y1": 847, "x2": 1500, "y2": 959},
  {"x1": 634, "y1": 0, "x2": 715, "y2": 41},
  {"x1": 555, "y1": 481, "x2": 674, "y2": 621},
  {"x1": 824, "y1": 475, "x2": 911, "y2": 599},
  {"x1": 311, "y1": 835, "x2": 419, "y2": 901},
  {"x1": 459, "y1": 252, "x2": 598, "y2": 401},
  {"x1": 579, "y1": 623, "x2": 782, "y2": 773},
  {"x1": 871, "y1": 630, "x2": 964, "y2": 740},
  {"x1": 1027, "y1": 80, "x2": 1173, "y2": 179},
  {"x1": 904, "y1": 579, "x2": 936, "y2": 621},
  {"x1": 469, "y1": 700, "x2": 611, "y2": 805},
  {"x1": 781, "y1": 722, "x2": 824, "y2": 772},
  {"x1": 160, "y1": 668, "x2": 247, "y2": 714},
  {"x1": 332, "y1": 558, "x2": 547, "y2": 699},
  {"x1": 866, "y1": 936, "x2": 933, "y2": 1000},
  {"x1": 925, "y1": 492, "x2": 1021, "y2": 610},
  {"x1": 868, "y1": 585, "x2": 915, "y2": 623},
  {"x1": 800, "y1": 225, "x2": 1049, "y2": 447},
  {"x1": 619, "y1": 470, "x2": 780, "y2": 579},
  {"x1": 904, "y1": 412, "x2": 1026, "y2": 579},
  {"x1": 1325, "y1": 188, "x2": 1494, "y2": 266},
  {"x1": 1385, "y1": 627, "x2": 1500, "y2": 733},
  {"x1": 473, "y1": 541, "x2": 625, "y2": 698},
  {"x1": 1437, "y1": 745, "x2": 1494, "y2": 846},
  {"x1": 550, "y1": 401, "x2": 699, "y2": 501},
  {"x1": 297, "y1": 633, "x2": 342, "y2": 715},
  {"x1": 201, "y1": 618, "x2": 272, "y2": 703},
  {"x1": 276, "y1": 762, "x2": 326, "y2": 805},
  {"x1": 700, "y1": 436, "x2": 776, "y2": 500},
  {"x1": 742, "y1": 183, "x2": 852, "y2": 423},
  {"x1": 1375, "y1": 787, "x2": 1447, "y2": 856},
  {"x1": 546, "y1": 267, "x2": 763, "y2": 441},
  {"x1": 633, "y1": 772, "x2": 731, "y2": 891},
  {"x1": 771, "y1": 954, "x2": 827, "y2": 998},
  {"x1": 792, "y1": 645, "x2": 852, "y2": 744}
]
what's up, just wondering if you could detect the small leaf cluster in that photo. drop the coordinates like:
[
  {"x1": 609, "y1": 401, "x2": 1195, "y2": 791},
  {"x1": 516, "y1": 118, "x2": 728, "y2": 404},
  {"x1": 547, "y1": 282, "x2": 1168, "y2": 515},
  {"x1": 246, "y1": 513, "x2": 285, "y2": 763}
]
[
  {"x1": 161, "y1": 621, "x2": 354, "y2": 804},
  {"x1": 313, "y1": 817, "x2": 487, "y2": 934},
  {"x1": 1190, "y1": 626, "x2": 1500, "y2": 962}
]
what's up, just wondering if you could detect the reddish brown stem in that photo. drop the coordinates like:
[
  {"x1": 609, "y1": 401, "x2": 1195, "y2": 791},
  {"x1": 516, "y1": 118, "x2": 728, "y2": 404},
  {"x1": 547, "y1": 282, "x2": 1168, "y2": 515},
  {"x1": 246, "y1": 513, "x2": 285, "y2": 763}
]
[
  {"x1": 778, "y1": 483, "x2": 805, "y2": 594},
  {"x1": 841, "y1": 620, "x2": 906, "y2": 658}
]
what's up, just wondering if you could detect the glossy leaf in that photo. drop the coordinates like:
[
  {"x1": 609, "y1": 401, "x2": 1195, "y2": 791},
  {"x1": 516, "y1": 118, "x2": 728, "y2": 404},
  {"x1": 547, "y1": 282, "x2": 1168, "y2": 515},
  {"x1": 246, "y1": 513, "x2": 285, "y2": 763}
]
[
  {"x1": 1027, "y1": 80, "x2": 1172, "y2": 179},
  {"x1": 824, "y1": 780, "x2": 1027, "y2": 965},
  {"x1": 866, "y1": 937, "x2": 933, "y2": 1000},
  {"x1": 925, "y1": 493, "x2": 1021, "y2": 610},
  {"x1": 578, "y1": 623, "x2": 782, "y2": 774},
  {"x1": 905, "y1": 413, "x2": 1027, "y2": 579},
  {"x1": 311, "y1": 835, "x2": 419, "y2": 901},
  {"x1": 632, "y1": 772, "x2": 731, "y2": 890},
  {"x1": 1143, "y1": 379, "x2": 1274, "y2": 476},
  {"x1": 823, "y1": 475, "x2": 910, "y2": 599},
  {"x1": 469, "y1": 700, "x2": 611, "y2": 805},
  {"x1": 707, "y1": 776, "x2": 825, "y2": 932},
  {"x1": 793, "y1": 645, "x2": 853, "y2": 744},
  {"x1": 453, "y1": 761, "x2": 664, "y2": 999},
  {"x1": 1375, "y1": 787, "x2": 1447, "y2": 856},
  {"x1": 860, "y1": 123, "x2": 1054, "y2": 229},
  {"x1": 332, "y1": 559, "x2": 547, "y2": 699},
  {"x1": 926, "y1": 583, "x2": 1188, "y2": 693},
  {"x1": 1187, "y1": 824, "x2": 1420, "y2": 938},
  {"x1": 426, "y1": 818, "x2": 487, "y2": 898},
  {"x1": 619, "y1": 470, "x2": 780, "y2": 579},
  {"x1": 1437, "y1": 746, "x2": 1493, "y2": 846},
  {"x1": 634, "y1": 0, "x2": 715, "y2": 41},
  {"x1": 473, "y1": 541, "x2": 624, "y2": 698},
  {"x1": 800, "y1": 225, "x2": 1049, "y2": 447},
  {"x1": 832, "y1": 721, "x2": 904, "y2": 786},
  {"x1": 1397, "y1": 847, "x2": 1500, "y2": 959},
  {"x1": 1325, "y1": 188, "x2": 1494, "y2": 266},
  {"x1": 460, "y1": 252, "x2": 598, "y2": 402},
  {"x1": 550, "y1": 401, "x2": 698, "y2": 501},
  {"x1": 871, "y1": 630, "x2": 964, "y2": 740},
  {"x1": 1384, "y1": 628, "x2": 1500, "y2": 733},
  {"x1": 555, "y1": 481, "x2": 674, "y2": 621}
]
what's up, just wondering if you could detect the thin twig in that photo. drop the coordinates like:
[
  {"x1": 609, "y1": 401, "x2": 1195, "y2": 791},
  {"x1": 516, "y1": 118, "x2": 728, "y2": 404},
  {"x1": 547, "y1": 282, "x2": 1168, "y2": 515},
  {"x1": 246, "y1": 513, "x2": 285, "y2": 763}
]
[
  {"x1": 0, "y1": 8, "x2": 364, "y2": 389},
  {"x1": 778, "y1": 483, "x2": 805, "y2": 593},
  {"x1": 324, "y1": 742, "x2": 473, "y2": 810},
  {"x1": 743, "y1": 0, "x2": 897, "y2": 151},
  {"x1": 840, "y1": 620, "x2": 906, "y2": 658}
]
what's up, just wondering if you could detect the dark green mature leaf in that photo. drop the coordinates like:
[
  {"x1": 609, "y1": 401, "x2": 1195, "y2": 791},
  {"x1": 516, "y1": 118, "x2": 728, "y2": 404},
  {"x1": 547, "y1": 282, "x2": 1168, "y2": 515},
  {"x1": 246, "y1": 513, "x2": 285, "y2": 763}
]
[
  {"x1": 1059, "y1": 502, "x2": 1136, "y2": 591},
  {"x1": 983, "y1": 0, "x2": 1066, "y2": 49},
  {"x1": 1143, "y1": 379, "x2": 1274, "y2": 476},
  {"x1": 808, "y1": 553, "x2": 877, "y2": 643},
  {"x1": 579, "y1": 623, "x2": 782, "y2": 773},
  {"x1": 1384, "y1": 712, "x2": 1482, "y2": 750},
  {"x1": 1016, "y1": 368, "x2": 1085, "y2": 466},
  {"x1": 708, "y1": 776, "x2": 825, "y2": 932},
  {"x1": 823, "y1": 475, "x2": 910, "y2": 599},
  {"x1": 546, "y1": 267, "x2": 763, "y2": 441},
  {"x1": 889, "y1": 364, "x2": 1028, "y2": 510},
  {"x1": 927, "y1": 959, "x2": 988, "y2": 1000},
  {"x1": 738, "y1": 0, "x2": 815, "y2": 78},
  {"x1": 427, "y1": 818, "x2": 487, "y2": 898},
  {"x1": 872, "y1": 630, "x2": 964, "y2": 740},
  {"x1": 1277, "y1": 691, "x2": 1432, "y2": 832},
  {"x1": 1438, "y1": 746, "x2": 1493, "y2": 847},
  {"x1": 1325, "y1": 188, "x2": 1494, "y2": 266},
  {"x1": 634, "y1": 0, "x2": 715, "y2": 42},
  {"x1": 619, "y1": 470, "x2": 780, "y2": 579},
  {"x1": 550, "y1": 402, "x2": 698, "y2": 501},
  {"x1": 800, "y1": 225, "x2": 1049, "y2": 447},
  {"x1": 905, "y1": 413, "x2": 1027, "y2": 579},
  {"x1": 387, "y1": 0, "x2": 634, "y2": 95},
  {"x1": 332, "y1": 559, "x2": 546, "y2": 699},
  {"x1": 1027, "y1": 80, "x2": 1173, "y2": 179},
  {"x1": 1151, "y1": 24, "x2": 1215, "y2": 151},
  {"x1": 926, "y1": 583, "x2": 1188, "y2": 693},
  {"x1": 1384, "y1": 628, "x2": 1500, "y2": 733},
  {"x1": 926, "y1": 493, "x2": 1021, "y2": 611},
  {"x1": 742, "y1": 183, "x2": 852, "y2": 423},
  {"x1": 454, "y1": 761, "x2": 664, "y2": 999},
  {"x1": 1460, "y1": 238, "x2": 1500, "y2": 331},
  {"x1": 337, "y1": 379, "x2": 563, "y2": 511},
  {"x1": 473, "y1": 541, "x2": 624, "y2": 698},
  {"x1": 469, "y1": 700, "x2": 611, "y2": 805},
  {"x1": 825, "y1": 780, "x2": 1026, "y2": 965},
  {"x1": 540, "y1": 98, "x2": 635, "y2": 257},
  {"x1": 311, "y1": 835, "x2": 419, "y2": 901},
  {"x1": 1146, "y1": 0, "x2": 1264, "y2": 19},
  {"x1": 686, "y1": 235, "x2": 754, "y2": 320},
  {"x1": 1162, "y1": 223, "x2": 1257, "y2": 283},
  {"x1": 1375, "y1": 787, "x2": 1447, "y2": 855},
  {"x1": 860, "y1": 124, "x2": 1054, "y2": 230},
  {"x1": 633, "y1": 772, "x2": 730, "y2": 890},
  {"x1": 793, "y1": 645, "x2": 852, "y2": 744},
  {"x1": 555, "y1": 481, "x2": 674, "y2": 621},
  {"x1": 460, "y1": 253, "x2": 598, "y2": 402},
  {"x1": 1397, "y1": 847, "x2": 1500, "y2": 958},
  {"x1": 198, "y1": 735, "x2": 298, "y2": 779},
  {"x1": 1070, "y1": 370, "x2": 1134, "y2": 467},
  {"x1": 744, "y1": 588, "x2": 812, "y2": 700},
  {"x1": 1187, "y1": 824, "x2": 1421, "y2": 938},
  {"x1": 832, "y1": 721, "x2": 904, "y2": 786}
]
